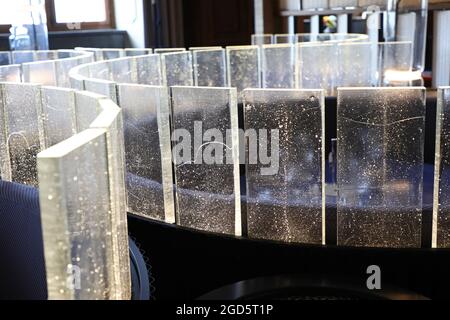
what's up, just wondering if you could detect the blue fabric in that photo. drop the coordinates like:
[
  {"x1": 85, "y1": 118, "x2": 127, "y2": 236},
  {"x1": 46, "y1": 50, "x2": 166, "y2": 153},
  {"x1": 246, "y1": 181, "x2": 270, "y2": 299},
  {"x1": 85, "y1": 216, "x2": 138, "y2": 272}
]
[{"x1": 0, "y1": 180, "x2": 47, "y2": 300}]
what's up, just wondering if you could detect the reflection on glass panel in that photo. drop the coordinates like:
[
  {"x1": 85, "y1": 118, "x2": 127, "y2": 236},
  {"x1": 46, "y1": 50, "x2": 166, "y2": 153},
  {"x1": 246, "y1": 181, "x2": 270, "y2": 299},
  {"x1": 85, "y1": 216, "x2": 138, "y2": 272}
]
[
  {"x1": 0, "y1": 83, "x2": 41, "y2": 186},
  {"x1": 117, "y1": 84, "x2": 175, "y2": 223},
  {"x1": 161, "y1": 51, "x2": 194, "y2": 87},
  {"x1": 124, "y1": 49, "x2": 153, "y2": 57},
  {"x1": 433, "y1": 87, "x2": 450, "y2": 248},
  {"x1": 262, "y1": 44, "x2": 295, "y2": 89},
  {"x1": 243, "y1": 89, "x2": 325, "y2": 244},
  {"x1": 171, "y1": 86, "x2": 241, "y2": 236},
  {"x1": 193, "y1": 49, "x2": 227, "y2": 87},
  {"x1": 226, "y1": 46, "x2": 261, "y2": 99},
  {"x1": 337, "y1": 87, "x2": 426, "y2": 248},
  {"x1": 40, "y1": 87, "x2": 77, "y2": 149}
]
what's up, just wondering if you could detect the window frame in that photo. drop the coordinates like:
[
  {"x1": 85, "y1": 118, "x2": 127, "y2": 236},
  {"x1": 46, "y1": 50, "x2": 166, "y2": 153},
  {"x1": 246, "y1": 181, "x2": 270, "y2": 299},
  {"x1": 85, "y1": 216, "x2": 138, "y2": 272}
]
[{"x1": 0, "y1": 0, "x2": 115, "y2": 34}]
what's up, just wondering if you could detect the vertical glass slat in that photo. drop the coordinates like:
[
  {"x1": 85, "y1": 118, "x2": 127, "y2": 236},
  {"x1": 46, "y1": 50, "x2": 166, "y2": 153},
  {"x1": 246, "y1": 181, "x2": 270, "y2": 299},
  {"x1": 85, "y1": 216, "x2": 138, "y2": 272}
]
[
  {"x1": 243, "y1": 89, "x2": 325, "y2": 244},
  {"x1": 337, "y1": 87, "x2": 426, "y2": 248},
  {"x1": 226, "y1": 46, "x2": 261, "y2": 99},
  {"x1": 0, "y1": 83, "x2": 42, "y2": 186},
  {"x1": 433, "y1": 87, "x2": 450, "y2": 248},
  {"x1": 193, "y1": 49, "x2": 227, "y2": 87},
  {"x1": 171, "y1": 86, "x2": 241, "y2": 236},
  {"x1": 117, "y1": 84, "x2": 175, "y2": 223},
  {"x1": 262, "y1": 44, "x2": 295, "y2": 89},
  {"x1": 161, "y1": 51, "x2": 194, "y2": 87}
]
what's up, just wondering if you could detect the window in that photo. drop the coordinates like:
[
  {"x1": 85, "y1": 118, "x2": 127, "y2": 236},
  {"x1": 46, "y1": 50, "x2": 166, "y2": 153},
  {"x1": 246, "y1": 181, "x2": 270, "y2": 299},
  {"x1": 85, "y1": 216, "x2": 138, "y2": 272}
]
[{"x1": 0, "y1": 0, "x2": 114, "y2": 33}]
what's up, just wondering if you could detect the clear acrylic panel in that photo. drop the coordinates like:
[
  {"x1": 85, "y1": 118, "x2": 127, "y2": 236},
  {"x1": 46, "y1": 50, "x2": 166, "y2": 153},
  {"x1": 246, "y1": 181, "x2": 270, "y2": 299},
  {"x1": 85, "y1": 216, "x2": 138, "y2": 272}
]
[
  {"x1": 262, "y1": 44, "x2": 295, "y2": 89},
  {"x1": 117, "y1": 84, "x2": 175, "y2": 223},
  {"x1": 100, "y1": 49, "x2": 125, "y2": 61},
  {"x1": 296, "y1": 43, "x2": 339, "y2": 96},
  {"x1": 124, "y1": 49, "x2": 152, "y2": 57},
  {"x1": 243, "y1": 89, "x2": 325, "y2": 244},
  {"x1": 110, "y1": 58, "x2": 133, "y2": 84},
  {"x1": 0, "y1": 83, "x2": 42, "y2": 186},
  {"x1": 89, "y1": 61, "x2": 111, "y2": 81},
  {"x1": 12, "y1": 51, "x2": 35, "y2": 64},
  {"x1": 193, "y1": 49, "x2": 227, "y2": 87},
  {"x1": 226, "y1": 46, "x2": 261, "y2": 98},
  {"x1": 22, "y1": 60, "x2": 57, "y2": 86},
  {"x1": 154, "y1": 48, "x2": 186, "y2": 54},
  {"x1": 40, "y1": 86, "x2": 77, "y2": 149},
  {"x1": 0, "y1": 65, "x2": 21, "y2": 82},
  {"x1": 74, "y1": 91, "x2": 104, "y2": 132},
  {"x1": 337, "y1": 42, "x2": 374, "y2": 87},
  {"x1": 379, "y1": 41, "x2": 413, "y2": 86},
  {"x1": 337, "y1": 87, "x2": 426, "y2": 248},
  {"x1": 0, "y1": 52, "x2": 11, "y2": 66},
  {"x1": 171, "y1": 86, "x2": 241, "y2": 236},
  {"x1": 161, "y1": 51, "x2": 194, "y2": 87},
  {"x1": 84, "y1": 79, "x2": 118, "y2": 103},
  {"x1": 433, "y1": 87, "x2": 450, "y2": 248},
  {"x1": 134, "y1": 54, "x2": 162, "y2": 86},
  {"x1": 89, "y1": 100, "x2": 131, "y2": 300},
  {"x1": 252, "y1": 34, "x2": 274, "y2": 46},
  {"x1": 38, "y1": 129, "x2": 126, "y2": 300},
  {"x1": 274, "y1": 34, "x2": 297, "y2": 44},
  {"x1": 55, "y1": 57, "x2": 82, "y2": 88}
]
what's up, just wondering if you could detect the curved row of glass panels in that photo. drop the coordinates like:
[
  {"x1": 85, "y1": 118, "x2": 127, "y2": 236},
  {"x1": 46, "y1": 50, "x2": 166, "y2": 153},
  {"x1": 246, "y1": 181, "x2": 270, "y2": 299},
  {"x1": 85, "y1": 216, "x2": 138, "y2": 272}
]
[{"x1": 0, "y1": 43, "x2": 450, "y2": 298}]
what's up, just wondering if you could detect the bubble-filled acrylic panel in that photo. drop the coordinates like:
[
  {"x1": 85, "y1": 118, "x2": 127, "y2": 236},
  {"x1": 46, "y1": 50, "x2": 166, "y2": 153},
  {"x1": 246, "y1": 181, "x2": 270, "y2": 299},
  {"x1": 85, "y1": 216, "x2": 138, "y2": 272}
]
[
  {"x1": 243, "y1": 89, "x2": 325, "y2": 244},
  {"x1": 297, "y1": 43, "x2": 338, "y2": 96},
  {"x1": 171, "y1": 86, "x2": 241, "y2": 236},
  {"x1": 262, "y1": 44, "x2": 295, "y2": 89},
  {"x1": 22, "y1": 60, "x2": 57, "y2": 86},
  {"x1": 433, "y1": 87, "x2": 450, "y2": 248},
  {"x1": 337, "y1": 87, "x2": 426, "y2": 248},
  {"x1": 0, "y1": 83, "x2": 42, "y2": 186},
  {"x1": 134, "y1": 54, "x2": 162, "y2": 86},
  {"x1": 38, "y1": 129, "x2": 127, "y2": 300},
  {"x1": 40, "y1": 87, "x2": 77, "y2": 149},
  {"x1": 161, "y1": 51, "x2": 194, "y2": 87},
  {"x1": 88, "y1": 62, "x2": 111, "y2": 81},
  {"x1": 193, "y1": 49, "x2": 227, "y2": 87},
  {"x1": 117, "y1": 84, "x2": 175, "y2": 223},
  {"x1": 226, "y1": 46, "x2": 261, "y2": 98},
  {"x1": 89, "y1": 101, "x2": 131, "y2": 300}
]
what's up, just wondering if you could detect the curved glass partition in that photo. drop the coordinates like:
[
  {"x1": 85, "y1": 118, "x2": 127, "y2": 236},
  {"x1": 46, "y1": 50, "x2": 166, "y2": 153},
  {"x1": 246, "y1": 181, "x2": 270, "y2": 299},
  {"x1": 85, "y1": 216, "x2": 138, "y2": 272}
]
[
  {"x1": 0, "y1": 83, "x2": 130, "y2": 300},
  {"x1": 0, "y1": 50, "x2": 94, "y2": 87}
]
